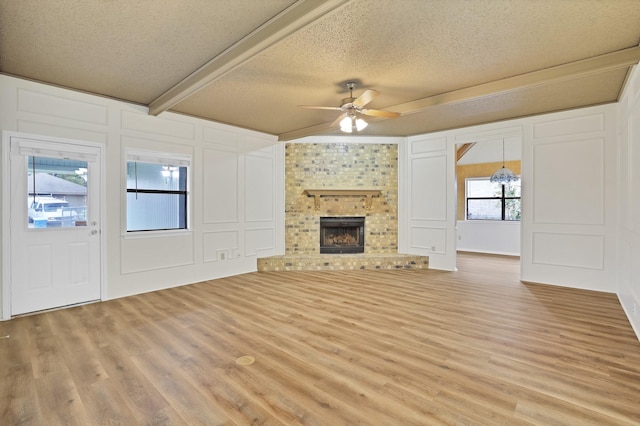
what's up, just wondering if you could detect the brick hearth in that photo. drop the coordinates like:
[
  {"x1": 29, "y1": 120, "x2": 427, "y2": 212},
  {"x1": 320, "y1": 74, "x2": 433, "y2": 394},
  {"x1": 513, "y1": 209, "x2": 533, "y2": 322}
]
[{"x1": 258, "y1": 253, "x2": 428, "y2": 271}]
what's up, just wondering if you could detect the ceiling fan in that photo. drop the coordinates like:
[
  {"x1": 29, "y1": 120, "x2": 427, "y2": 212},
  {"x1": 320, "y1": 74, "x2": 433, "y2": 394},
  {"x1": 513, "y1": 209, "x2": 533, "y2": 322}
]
[{"x1": 299, "y1": 82, "x2": 400, "y2": 133}]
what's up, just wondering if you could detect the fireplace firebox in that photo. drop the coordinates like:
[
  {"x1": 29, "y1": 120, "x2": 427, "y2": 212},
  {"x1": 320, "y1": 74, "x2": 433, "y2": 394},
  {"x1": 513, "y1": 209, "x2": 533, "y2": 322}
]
[{"x1": 319, "y1": 217, "x2": 365, "y2": 254}]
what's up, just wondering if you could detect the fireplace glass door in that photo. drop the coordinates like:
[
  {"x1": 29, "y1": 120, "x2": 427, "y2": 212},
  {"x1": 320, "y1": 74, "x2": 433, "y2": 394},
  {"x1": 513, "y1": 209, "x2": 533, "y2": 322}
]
[{"x1": 319, "y1": 217, "x2": 365, "y2": 254}]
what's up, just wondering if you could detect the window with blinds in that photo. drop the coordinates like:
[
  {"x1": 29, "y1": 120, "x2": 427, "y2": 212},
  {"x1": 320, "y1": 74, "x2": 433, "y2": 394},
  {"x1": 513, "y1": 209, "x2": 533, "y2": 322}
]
[{"x1": 125, "y1": 150, "x2": 191, "y2": 232}]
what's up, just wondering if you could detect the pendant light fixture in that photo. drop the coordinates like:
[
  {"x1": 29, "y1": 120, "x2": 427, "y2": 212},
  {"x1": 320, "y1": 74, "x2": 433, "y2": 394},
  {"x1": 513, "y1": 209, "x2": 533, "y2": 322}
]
[{"x1": 490, "y1": 139, "x2": 519, "y2": 185}]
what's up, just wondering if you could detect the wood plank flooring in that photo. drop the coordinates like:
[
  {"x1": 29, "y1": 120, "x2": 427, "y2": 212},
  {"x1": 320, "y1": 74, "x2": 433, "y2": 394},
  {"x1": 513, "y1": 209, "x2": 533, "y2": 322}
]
[{"x1": 1, "y1": 253, "x2": 639, "y2": 425}]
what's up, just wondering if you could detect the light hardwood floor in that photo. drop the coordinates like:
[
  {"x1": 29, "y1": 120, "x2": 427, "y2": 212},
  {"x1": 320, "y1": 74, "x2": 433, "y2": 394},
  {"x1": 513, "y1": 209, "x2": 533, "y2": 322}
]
[{"x1": 1, "y1": 253, "x2": 639, "y2": 425}]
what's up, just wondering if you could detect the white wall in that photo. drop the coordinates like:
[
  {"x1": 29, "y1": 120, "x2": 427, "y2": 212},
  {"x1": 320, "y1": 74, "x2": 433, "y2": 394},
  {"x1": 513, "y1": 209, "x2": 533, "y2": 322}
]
[
  {"x1": 456, "y1": 221, "x2": 520, "y2": 256},
  {"x1": 0, "y1": 75, "x2": 284, "y2": 319},
  {"x1": 617, "y1": 65, "x2": 640, "y2": 337},
  {"x1": 401, "y1": 104, "x2": 619, "y2": 294},
  {"x1": 2, "y1": 71, "x2": 637, "y2": 340},
  {"x1": 521, "y1": 105, "x2": 618, "y2": 292},
  {"x1": 401, "y1": 125, "x2": 523, "y2": 270},
  {"x1": 400, "y1": 134, "x2": 457, "y2": 270}
]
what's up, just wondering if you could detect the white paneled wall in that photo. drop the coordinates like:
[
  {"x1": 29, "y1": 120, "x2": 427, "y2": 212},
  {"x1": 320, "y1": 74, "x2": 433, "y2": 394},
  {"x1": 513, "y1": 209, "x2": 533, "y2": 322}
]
[
  {"x1": 0, "y1": 74, "x2": 284, "y2": 318},
  {"x1": 532, "y1": 137, "x2": 604, "y2": 224},
  {"x1": 203, "y1": 148, "x2": 239, "y2": 224},
  {"x1": 456, "y1": 220, "x2": 520, "y2": 256},
  {"x1": 401, "y1": 134, "x2": 456, "y2": 270},
  {"x1": 400, "y1": 102, "x2": 619, "y2": 293},
  {"x1": 617, "y1": 65, "x2": 640, "y2": 338},
  {"x1": 521, "y1": 106, "x2": 617, "y2": 292},
  {"x1": 2, "y1": 68, "x2": 639, "y2": 342}
]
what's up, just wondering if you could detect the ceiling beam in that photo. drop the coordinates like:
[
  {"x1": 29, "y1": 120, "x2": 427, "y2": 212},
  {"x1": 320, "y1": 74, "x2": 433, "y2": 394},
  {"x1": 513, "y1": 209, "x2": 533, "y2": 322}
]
[
  {"x1": 456, "y1": 143, "x2": 476, "y2": 162},
  {"x1": 148, "y1": 0, "x2": 349, "y2": 116},
  {"x1": 278, "y1": 45, "x2": 640, "y2": 141},
  {"x1": 390, "y1": 45, "x2": 640, "y2": 115},
  {"x1": 278, "y1": 121, "x2": 338, "y2": 141}
]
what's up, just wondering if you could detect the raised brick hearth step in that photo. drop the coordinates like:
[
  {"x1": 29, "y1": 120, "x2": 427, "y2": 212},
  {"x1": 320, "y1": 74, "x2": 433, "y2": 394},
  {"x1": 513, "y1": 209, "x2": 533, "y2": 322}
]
[{"x1": 257, "y1": 254, "x2": 429, "y2": 272}]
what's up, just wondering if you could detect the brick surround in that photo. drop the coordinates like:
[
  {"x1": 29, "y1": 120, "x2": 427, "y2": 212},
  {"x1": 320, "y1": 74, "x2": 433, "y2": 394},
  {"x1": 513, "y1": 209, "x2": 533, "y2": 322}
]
[
  {"x1": 258, "y1": 142, "x2": 428, "y2": 271},
  {"x1": 284, "y1": 142, "x2": 398, "y2": 254}
]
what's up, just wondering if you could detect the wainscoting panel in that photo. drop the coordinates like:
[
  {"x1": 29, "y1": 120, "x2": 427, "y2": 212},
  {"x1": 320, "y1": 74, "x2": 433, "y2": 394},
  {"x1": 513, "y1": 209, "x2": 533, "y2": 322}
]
[
  {"x1": 121, "y1": 110, "x2": 195, "y2": 141},
  {"x1": 120, "y1": 233, "x2": 195, "y2": 274},
  {"x1": 454, "y1": 125, "x2": 522, "y2": 143},
  {"x1": 18, "y1": 88, "x2": 108, "y2": 125},
  {"x1": 533, "y1": 138, "x2": 604, "y2": 225},
  {"x1": 203, "y1": 126, "x2": 239, "y2": 147},
  {"x1": 410, "y1": 155, "x2": 447, "y2": 221},
  {"x1": 411, "y1": 136, "x2": 446, "y2": 154},
  {"x1": 521, "y1": 104, "x2": 617, "y2": 292},
  {"x1": 245, "y1": 154, "x2": 274, "y2": 223},
  {"x1": 403, "y1": 134, "x2": 456, "y2": 270},
  {"x1": 245, "y1": 137, "x2": 276, "y2": 155},
  {"x1": 631, "y1": 111, "x2": 640, "y2": 232},
  {"x1": 532, "y1": 232, "x2": 604, "y2": 270},
  {"x1": 410, "y1": 226, "x2": 447, "y2": 254},
  {"x1": 203, "y1": 230, "x2": 240, "y2": 263},
  {"x1": 246, "y1": 228, "x2": 274, "y2": 256},
  {"x1": 533, "y1": 112, "x2": 605, "y2": 139},
  {"x1": 203, "y1": 148, "x2": 239, "y2": 224},
  {"x1": 17, "y1": 120, "x2": 108, "y2": 144}
]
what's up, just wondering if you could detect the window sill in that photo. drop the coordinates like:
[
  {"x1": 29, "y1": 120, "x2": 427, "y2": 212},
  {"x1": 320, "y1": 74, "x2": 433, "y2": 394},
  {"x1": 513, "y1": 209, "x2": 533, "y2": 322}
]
[
  {"x1": 122, "y1": 229, "x2": 193, "y2": 239},
  {"x1": 459, "y1": 220, "x2": 520, "y2": 224}
]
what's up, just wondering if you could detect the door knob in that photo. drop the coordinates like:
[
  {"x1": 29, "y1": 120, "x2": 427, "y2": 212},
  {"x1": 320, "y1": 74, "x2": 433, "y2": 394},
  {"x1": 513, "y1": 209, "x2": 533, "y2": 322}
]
[{"x1": 90, "y1": 229, "x2": 98, "y2": 235}]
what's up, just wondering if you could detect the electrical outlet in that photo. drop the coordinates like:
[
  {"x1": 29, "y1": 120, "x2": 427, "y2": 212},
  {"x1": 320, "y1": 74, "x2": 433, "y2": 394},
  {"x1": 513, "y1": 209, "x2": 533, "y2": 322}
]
[{"x1": 431, "y1": 246, "x2": 436, "y2": 252}]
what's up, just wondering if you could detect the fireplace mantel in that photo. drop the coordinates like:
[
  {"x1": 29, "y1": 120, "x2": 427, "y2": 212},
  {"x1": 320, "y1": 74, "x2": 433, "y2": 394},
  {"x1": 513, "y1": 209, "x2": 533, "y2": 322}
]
[{"x1": 303, "y1": 189, "x2": 382, "y2": 210}]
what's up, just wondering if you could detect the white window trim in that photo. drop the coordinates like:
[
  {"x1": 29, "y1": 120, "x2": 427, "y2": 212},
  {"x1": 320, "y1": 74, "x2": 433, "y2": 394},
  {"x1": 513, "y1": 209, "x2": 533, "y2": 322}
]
[
  {"x1": 123, "y1": 148, "x2": 192, "y2": 236},
  {"x1": 126, "y1": 148, "x2": 191, "y2": 167},
  {"x1": 465, "y1": 176, "x2": 521, "y2": 222}
]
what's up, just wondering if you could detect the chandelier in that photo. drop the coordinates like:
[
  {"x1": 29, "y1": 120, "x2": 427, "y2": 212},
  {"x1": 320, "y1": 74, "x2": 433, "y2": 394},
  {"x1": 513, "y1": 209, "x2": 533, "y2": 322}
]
[{"x1": 490, "y1": 139, "x2": 519, "y2": 185}]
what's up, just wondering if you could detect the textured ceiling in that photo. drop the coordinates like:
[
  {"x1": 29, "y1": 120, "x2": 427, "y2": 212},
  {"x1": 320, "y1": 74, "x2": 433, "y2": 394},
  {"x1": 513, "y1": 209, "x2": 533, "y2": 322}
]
[{"x1": 1, "y1": 0, "x2": 639, "y2": 141}]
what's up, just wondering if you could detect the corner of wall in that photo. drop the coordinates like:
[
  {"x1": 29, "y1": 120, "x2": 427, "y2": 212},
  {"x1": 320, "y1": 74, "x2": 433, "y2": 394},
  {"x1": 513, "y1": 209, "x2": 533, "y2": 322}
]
[{"x1": 616, "y1": 64, "x2": 640, "y2": 342}]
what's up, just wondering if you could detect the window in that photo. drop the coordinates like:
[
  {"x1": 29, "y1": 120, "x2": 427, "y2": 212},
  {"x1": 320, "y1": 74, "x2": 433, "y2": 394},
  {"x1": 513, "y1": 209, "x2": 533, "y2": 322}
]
[
  {"x1": 466, "y1": 178, "x2": 521, "y2": 221},
  {"x1": 126, "y1": 151, "x2": 190, "y2": 232},
  {"x1": 19, "y1": 142, "x2": 93, "y2": 229}
]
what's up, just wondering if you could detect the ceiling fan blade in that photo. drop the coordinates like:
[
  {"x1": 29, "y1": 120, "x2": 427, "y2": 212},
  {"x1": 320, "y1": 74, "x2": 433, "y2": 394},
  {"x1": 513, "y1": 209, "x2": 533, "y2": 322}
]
[
  {"x1": 298, "y1": 105, "x2": 343, "y2": 111},
  {"x1": 361, "y1": 108, "x2": 400, "y2": 118},
  {"x1": 330, "y1": 112, "x2": 347, "y2": 127},
  {"x1": 352, "y1": 89, "x2": 379, "y2": 107}
]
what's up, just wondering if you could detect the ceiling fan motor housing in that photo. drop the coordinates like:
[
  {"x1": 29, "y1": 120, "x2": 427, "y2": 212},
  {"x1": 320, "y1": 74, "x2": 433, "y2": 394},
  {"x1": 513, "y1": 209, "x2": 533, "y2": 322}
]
[{"x1": 341, "y1": 97, "x2": 356, "y2": 108}]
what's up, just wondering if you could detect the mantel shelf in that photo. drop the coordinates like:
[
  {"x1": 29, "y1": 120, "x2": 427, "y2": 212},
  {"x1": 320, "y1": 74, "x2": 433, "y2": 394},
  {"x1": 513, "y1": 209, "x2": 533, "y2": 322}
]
[{"x1": 303, "y1": 189, "x2": 382, "y2": 210}]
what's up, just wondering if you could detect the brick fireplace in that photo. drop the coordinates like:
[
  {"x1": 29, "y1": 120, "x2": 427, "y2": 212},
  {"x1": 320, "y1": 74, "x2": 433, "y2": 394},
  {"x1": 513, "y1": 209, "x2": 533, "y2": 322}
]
[
  {"x1": 284, "y1": 142, "x2": 398, "y2": 254},
  {"x1": 257, "y1": 142, "x2": 428, "y2": 271}
]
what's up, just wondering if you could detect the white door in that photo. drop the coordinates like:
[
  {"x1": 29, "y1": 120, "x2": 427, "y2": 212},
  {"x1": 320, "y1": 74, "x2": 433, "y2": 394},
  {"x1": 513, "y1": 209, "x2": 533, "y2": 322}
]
[{"x1": 9, "y1": 135, "x2": 101, "y2": 315}]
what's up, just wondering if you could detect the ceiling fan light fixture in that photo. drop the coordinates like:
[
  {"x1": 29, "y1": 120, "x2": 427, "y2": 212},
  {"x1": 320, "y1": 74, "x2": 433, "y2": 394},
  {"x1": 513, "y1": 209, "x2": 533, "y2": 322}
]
[
  {"x1": 339, "y1": 115, "x2": 367, "y2": 133},
  {"x1": 355, "y1": 117, "x2": 367, "y2": 131},
  {"x1": 298, "y1": 82, "x2": 398, "y2": 137},
  {"x1": 339, "y1": 116, "x2": 353, "y2": 133}
]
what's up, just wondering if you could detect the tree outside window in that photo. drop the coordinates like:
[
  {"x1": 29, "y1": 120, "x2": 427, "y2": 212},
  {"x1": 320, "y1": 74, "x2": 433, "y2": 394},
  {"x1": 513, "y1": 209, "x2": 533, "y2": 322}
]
[{"x1": 466, "y1": 178, "x2": 521, "y2": 221}]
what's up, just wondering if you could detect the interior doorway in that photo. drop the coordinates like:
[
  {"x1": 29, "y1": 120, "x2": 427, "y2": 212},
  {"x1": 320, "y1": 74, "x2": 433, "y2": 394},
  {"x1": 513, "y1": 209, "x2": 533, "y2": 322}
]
[{"x1": 454, "y1": 137, "x2": 522, "y2": 257}]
